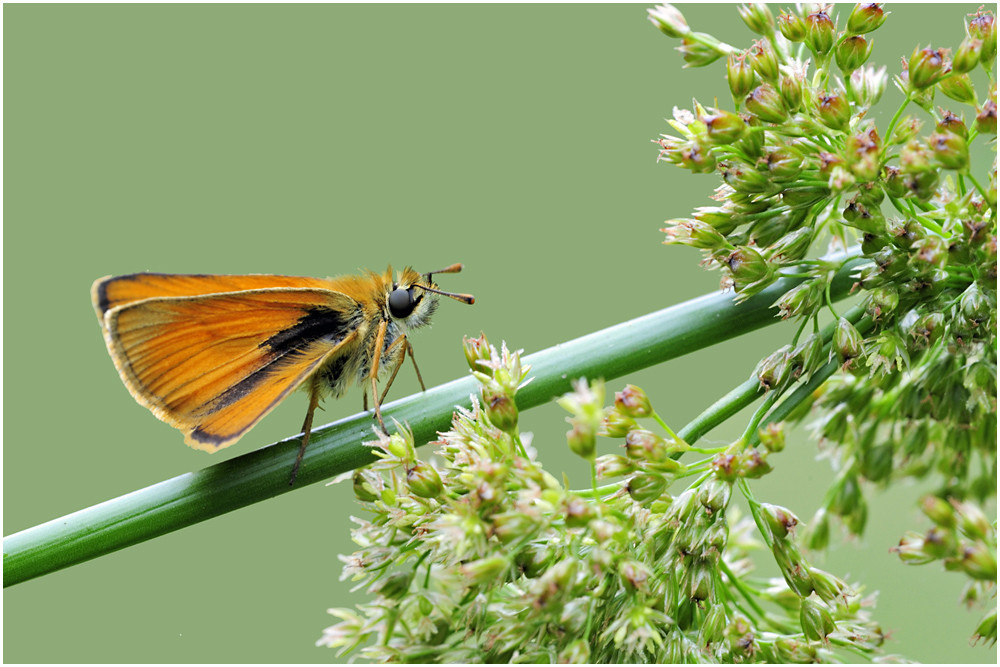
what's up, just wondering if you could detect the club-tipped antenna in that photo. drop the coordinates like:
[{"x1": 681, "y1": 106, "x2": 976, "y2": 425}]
[{"x1": 419, "y1": 284, "x2": 475, "y2": 305}]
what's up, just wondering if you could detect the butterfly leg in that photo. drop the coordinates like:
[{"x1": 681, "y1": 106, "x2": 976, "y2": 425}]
[
  {"x1": 289, "y1": 385, "x2": 321, "y2": 485},
  {"x1": 369, "y1": 319, "x2": 389, "y2": 432}
]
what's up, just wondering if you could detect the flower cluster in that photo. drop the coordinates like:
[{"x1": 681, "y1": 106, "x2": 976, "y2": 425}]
[
  {"x1": 318, "y1": 340, "x2": 896, "y2": 662},
  {"x1": 650, "y1": 2, "x2": 996, "y2": 643}
]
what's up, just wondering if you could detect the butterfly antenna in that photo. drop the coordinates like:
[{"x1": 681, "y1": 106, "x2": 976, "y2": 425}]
[{"x1": 420, "y1": 284, "x2": 475, "y2": 305}]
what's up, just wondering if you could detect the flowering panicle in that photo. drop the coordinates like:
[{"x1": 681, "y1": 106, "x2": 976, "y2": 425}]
[{"x1": 651, "y1": 2, "x2": 996, "y2": 647}]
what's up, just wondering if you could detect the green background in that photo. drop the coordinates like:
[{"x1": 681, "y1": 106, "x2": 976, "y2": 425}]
[{"x1": 3, "y1": 3, "x2": 994, "y2": 663}]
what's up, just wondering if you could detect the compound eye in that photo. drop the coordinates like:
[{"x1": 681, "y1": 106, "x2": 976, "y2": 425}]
[{"x1": 388, "y1": 287, "x2": 416, "y2": 318}]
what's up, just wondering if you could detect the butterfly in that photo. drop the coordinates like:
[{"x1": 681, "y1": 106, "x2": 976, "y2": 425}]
[{"x1": 91, "y1": 264, "x2": 474, "y2": 483}]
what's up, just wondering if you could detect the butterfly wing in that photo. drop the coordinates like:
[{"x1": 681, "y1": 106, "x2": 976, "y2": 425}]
[
  {"x1": 101, "y1": 287, "x2": 363, "y2": 451},
  {"x1": 92, "y1": 273, "x2": 338, "y2": 326}
]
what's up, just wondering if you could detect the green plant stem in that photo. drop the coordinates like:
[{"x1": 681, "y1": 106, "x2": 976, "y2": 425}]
[{"x1": 3, "y1": 254, "x2": 865, "y2": 588}]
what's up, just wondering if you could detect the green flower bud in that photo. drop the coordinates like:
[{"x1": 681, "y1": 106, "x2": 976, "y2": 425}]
[
  {"x1": 908, "y1": 46, "x2": 949, "y2": 90},
  {"x1": 624, "y1": 428, "x2": 668, "y2": 462},
  {"x1": 564, "y1": 495, "x2": 594, "y2": 529},
  {"x1": 745, "y1": 83, "x2": 787, "y2": 123},
  {"x1": 701, "y1": 108, "x2": 747, "y2": 145},
  {"x1": 891, "y1": 531, "x2": 936, "y2": 564},
  {"x1": 711, "y1": 453, "x2": 740, "y2": 482},
  {"x1": 900, "y1": 138, "x2": 934, "y2": 172},
  {"x1": 936, "y1": 110, "x2": 968, "y2": 138},
  {"x1": 847, "y1": 3, "x2": 888, "y2": 35},
  {"x1": 727, "y1": 244, "x2": 772, "y2": 284},
  {"x1": 836, "y1": 35, "x2": 873, "y2": 73},
  {"x1": 758, "y1": 422, "x2": 786, "y2": 452},
  {"x1": 678, "y1": 34, "x2": 724, "y2": 68},
  {"x1": 774, "y1": 281, "x2": 822, "y2": 320},
  {"x1": 647, "y1": 4, "x2": 690, "y2": 38},
  {"x1": 406, "y1": 461, "x2": 444, "y2": 499},
  {"x1": 482, "y1": 384, "x2": 518, "y2": 434},
  {"x1": 849, "y1": 65, "x2": 889, "y2": 108},
  {"x1": 619, "y1": 559, "x2": 652, "y2": 593},
  {"x1": 761, "y1": 503, "x2": 799, "y2": 541},
  {"x1": 773, "y1": 638, "x2": 819, "y2": 662},
  {"x1": 808, "y1": 567, "x2": 851, "y2": 605},
  {"x1": 805, "y1": 9, "x2": 836, "y2": 55},
  {"x1": 661, "y1": 219, "x2": 730, "y2": 250},
  {"x1": 722, "y1": 162, "x2": 771, "y2": 193},
  {"x1": 462, "y1": 333, "x2": 492, "y2": 375},
  {"x1": 959, "y1": 281, "x2": 991, "y2": 327},
  {"x1": 727, "y1": 53, "x2": 756, "y2": 100},
  {"x1": 921, "y1": 526, "x2": 957, "y2": 559},
  {"x1": 600, "y1": 409, "x2": 637, "y2": 438},
  {"x1": 791, "y1": 332, "x2": 825, "y2": 376},
  {"x1": 756, "y1": 345, "x2": 793, "y2": 390},
  {"x1": 595, "y1": 454, "x2": 635, "y2": 479},
  {"x1": 953, "y1": 499, "x2": 992, "y2": 541},
  {"x1": 920, "y1": 495, "x2": 956, "y2": 528},
  {"x1": 968, "y1": 10, "x2": 997, "y2": 65},
  {"x1": 615, "y1": 384, "x2": 653, "y2": 418},
  {"x1": 815, "y1": 90, "x2": 851, "y2": 131},
  {"x1": 778, "y1": 11, "x2": 807, "y2": 42},
  {"x1": 953, "y1": 37, "x2": 982, "y2": 74},
  {"x1": 865, "y1": 286, "x2": 899, "y2": 320},
  {"x1": 800, "y1": 595, "x2": 837, "y2": 641},
  {"x1": 698, "y1": 478, "x2": 732, "y2": 514},
  {"x1": 833, "y1": 318, "x2": 864, "y2": 366},
  {"x1": 375, "y1": 571, "x2": 414, "y2": 600},
  {"x1": 773, "y1": 540, "x2": 816, "y2": 596},
  {"x1": 889, "y1": 115, "x2": 922, "y2": 145},
  {"x1": 627, "y1": 472, "x2": 667, "y2": 505},
  {"x1": 928, "y1": 131, "x2": 970, "y2": 170},
  {"x1": 566, "y1": 419, "x2": 596, "y2": 461},
  {"x1": 748, "y1": 38, "x2": 779, "y2": 82},
  {"x1": 903, "y1": 169, "x2": 940, "y2": 200},
  {"x1": 939, "y1": 73, "x2": 977, "y2": 106},
  {"x1": 767, "y1": 227, "x2": 813, "y2": 262},
  {"x1": 976, "y1": 98, "x2": 997, "y2": 135},
  {"x1": 738, "y1": 448, "x2": 772, "y2": 479},
  {"x1": 778, "y1": 72, "x2": 805, "y2": 114},
  {"x1": 738, "y1": 2, "x2": 774, "y2": 35},
  {"x1": 972, "y1": 609, "x2": 998, "y2": 648},
  {"x1": 956, "y1": 542, "x2": 998, "y2": 580}
]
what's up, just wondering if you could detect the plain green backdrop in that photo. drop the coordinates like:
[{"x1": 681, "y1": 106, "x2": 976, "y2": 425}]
[{"x1": 3, "y1": 3, "x2": 995, "y2": 663}]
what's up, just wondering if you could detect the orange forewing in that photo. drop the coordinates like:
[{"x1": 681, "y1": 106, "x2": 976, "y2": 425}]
[{"x1": 96, "y1": 281, "x2": 362, "y2": 451}]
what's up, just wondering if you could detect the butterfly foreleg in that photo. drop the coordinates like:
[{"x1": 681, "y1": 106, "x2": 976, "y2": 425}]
[
  {"x1": 369, "y1": 319, "x2": 389, "y2": 432},
  {"x1": 377, "y1": 334, "x2": 412, "y2": 407}
]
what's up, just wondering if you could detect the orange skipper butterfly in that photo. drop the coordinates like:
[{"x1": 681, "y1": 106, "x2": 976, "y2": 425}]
[{"x1": 92, "y1": 264, "x2": 474, "y2": 483}]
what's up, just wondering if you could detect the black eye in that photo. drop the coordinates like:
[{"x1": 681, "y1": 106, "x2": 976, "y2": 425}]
[{"x1": 388, "y1": 287, "x2": 417, "y2": 318}]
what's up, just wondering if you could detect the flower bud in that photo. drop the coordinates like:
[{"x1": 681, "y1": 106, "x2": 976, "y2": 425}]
[
  {"x1": 647, "y1": 4, "x2": 690, "y2": 38},
  {"x1": 815, "y1": 90, "x2": 851, "y2": 131},
  {"x1": 482, "y1": 385, "x2": 518, "y2": 434},
  {"x1": 698, "y1": 478, "x2": 732, "y2": 514},
  {"x1": 758, "y1": 422, "x2": 785, "y2": 453},
  {"x1": 836, "y1": 35, "x2": 872, "y2": 73},
  {"x1": 619, "y1": 559, "x2": 652, "y2": 593},
  {"x1": 976, "y1": 98, "x2": 997, "y2": 135},
  {"x1": 375, "y1": 571, "x2": 413, "y2": 600},
  {"x1": 891, "y1": 531, "x2": 936, "y2": 564},
  {"x1": 738, "y1": 2, "x2": 774, "y2": 35},
  {"x1": 833, "y1": 318, "x2": 864, "y2": 366},
  {"x1": 767, "y1": 227, "x2": 813, "y2": 262},
  {"x1": 756, "y1": 345, "x2": 792, "y2": 390},
  {"x1": 791, "y1": 332, "x2": 824, "y2": 376},
  {"x1": 774, "y1": 281, "x2": 821, "y2": 319},
  {"x1": 624, "y1": 429, "x2": 668, "y2": 462},
  {"x1": 953, "y1": 37, "x2": 982, "y2": 74},
  {"x1": 727, "y1": 245, "x2": 772, "y2": 285},
  {"x1": 907, "y1": 46, "x2": 949, "y2": 90},
  {"x1": 661, "y1": 219, "x2": 730, "y2": 250},
  {"x1": 727, "y1": 53, "x2": 756, "y2": 100},
  {"x1": 956, "y1": 542, "x2": 998, "y2": 580},
  {"x1": 968, "y1": 10, "x2": 997, "y2": 65},
  {"x1": 847, "y1": 3, "x2": 888, "y2": 35},
  {"x1": 889, "y1": 115, "x2": 922, "y2": 145},
  {"x1": 772, "y1": 540, "x2": 815, "y2": 596},
  {"x1": 566, "y1": 419, "x2": 596, "y2": 461},
  {"x1": 463, "y1": 333, "x2": 492, "y2": 374},
  {"x1": 938, "y1": 73, "x2": 977, "y2": 106},
  {"x1": 849, "y1": 65, "x2": 888, "y2": 108},
  {"x1": 928, "y1": 131, "x2": 969, "y2": 170},
  {"x1": 722, "y1": 162, "x2": 771, "y2": 193},
  {"x1": 972, "y1": 609, "x2": 998, "y2": 648},
  {"x1": 614, "y1": 384, "x2": 653, "y2": 418},
  {"x1": 761, "y1": 503, "x2": 799, "y2": 541},
  {"x1": 748, "y1": 39, "x2": 779, "y2": 82},
  {"x1": 627, "y1": 472, "x2": 667, "y2": 504},
  {"x1": 745, "y1": 83, "x2": 787, "y2": 123},
  {"x1": 701, "y1": 108, "x2": 747, "y2": 145},
  {"x1": 778, "y1": 72, "x2": 805, "y2": 114},
  {"x1": 595, "y1": 454, "x2": 635, "y2": 479},
  {"x1": 953, "y1": 499, "x2": 992, "y2": 541},
  {"x1": 406, "y1": 461, "x2": 444, "y2": 499},
  {"x1": 805, "y1": 9, "x2": 836, "y2": 56},
  {"x1": 864, "y1": 286, "x2": 899, "y2": 319},
  {"x1": 778, "y1": 11, "x2": 806, "y2": 42},
  {"x1": 678, "y1": 35, "x2": 724, "y2": 68},
  {"x1": 738, "y1": 448, "x2": 772, "y2": 479},
  {"x1": 936, "y1": 110, "x2": 968, "y2": 138},
  {"x1": 773, "y1": 638, "x2": 818, "y2": 662},
  {"x1": 808, "y1": 567, "x2": 851, "y2": 605},
  {"x1": 919, "y1": 495, "x2": 956, "y2": 528},
  {"x1": 845, "y1": 127, "x2": 882, "y2": 182},
  {"x1": 353, "y1": 469, "x2": 380, "y2": 503},
  {"x1": 800, "y1": 595, "x2": 837, "y2": 641},
  {"x1": 599, "y1": 409, "x2": 636, "y2": 438}
]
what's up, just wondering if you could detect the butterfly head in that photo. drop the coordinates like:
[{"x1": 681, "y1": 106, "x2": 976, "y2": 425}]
[{"x1": 387, "y1": 263, "x2": 474, "y2": 329}]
